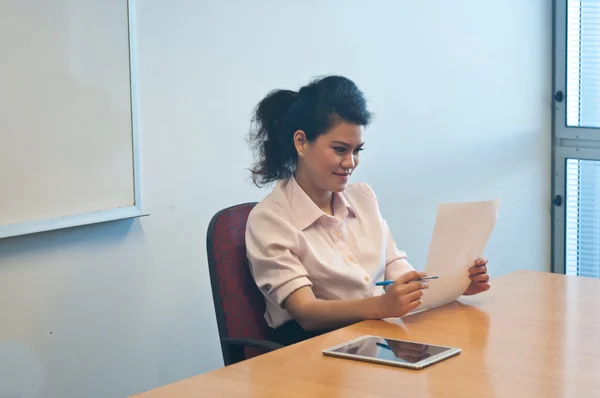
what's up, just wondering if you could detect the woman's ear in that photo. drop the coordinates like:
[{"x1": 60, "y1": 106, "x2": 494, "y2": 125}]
[{"x1": 293, "y1": 130, "x2": 307, "y2": 157}]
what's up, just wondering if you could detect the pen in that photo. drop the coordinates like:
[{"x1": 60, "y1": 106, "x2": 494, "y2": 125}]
[{"x1": 375, "y1": 276, "x2": 439, "y2": 286}]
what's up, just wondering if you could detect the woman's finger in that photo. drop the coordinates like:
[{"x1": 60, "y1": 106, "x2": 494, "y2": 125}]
[
  {"x1": 470, "y1": 264, "x2": 488, "y2": 274},
  {"x1": 477, "y1": 282, "x2": 491, "y2": 292},
  {"x1": 404, "y1": 289, "x2": 425, "y2": 303},
  {"x1": 470, "y1": 273, "x2": 490, "y2": 282},
  {"x1": 475, "y1": 256, "x2": 488, "y2": 266}
]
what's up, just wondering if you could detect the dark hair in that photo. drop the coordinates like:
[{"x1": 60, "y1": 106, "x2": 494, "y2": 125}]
[{"x1": 247, "y1": 75, "x2": 372, "y2": 187}]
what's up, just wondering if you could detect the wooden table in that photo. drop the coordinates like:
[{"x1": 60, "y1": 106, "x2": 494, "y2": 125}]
[{"x1": 131, "y1": 270, "x2": 600, "y2": 397}]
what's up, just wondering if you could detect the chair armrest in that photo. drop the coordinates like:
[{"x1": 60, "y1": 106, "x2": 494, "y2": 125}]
[
  {"x1": 221, "y1": 338, "x2": 283, "y2": 365},
  {"x1": 222, "y1": 338, "x2": 283, "y2": 351}
]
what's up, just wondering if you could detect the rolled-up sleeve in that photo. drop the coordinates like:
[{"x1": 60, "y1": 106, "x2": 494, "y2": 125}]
[
  {"x1": 358, "y1": 182, "x2": 414, "y2": 281},
  {"x1": 382, "y1": 219, "x2": 414, "y2": 281},
  {"x1": 245, "y1": 208, "x2": 313, "y2": 307}
]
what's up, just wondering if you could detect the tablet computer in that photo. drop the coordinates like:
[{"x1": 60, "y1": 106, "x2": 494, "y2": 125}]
[{"x1": 322, "y1": 335, "x2": 461, "y2": 370}]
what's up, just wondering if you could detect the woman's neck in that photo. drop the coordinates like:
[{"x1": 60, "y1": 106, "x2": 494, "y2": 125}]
[{"x1": 294, "y1": 173, "x2": 333, "y2": 215}]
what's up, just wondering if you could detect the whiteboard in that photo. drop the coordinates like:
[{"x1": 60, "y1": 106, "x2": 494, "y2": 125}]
[{"x1": 0, "y1": 0, "x2": 144, "y2": 238}]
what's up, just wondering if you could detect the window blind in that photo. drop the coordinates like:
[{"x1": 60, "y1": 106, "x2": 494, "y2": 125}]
[
  {"x1": 565, "y1": 159, "x2": 600, "y2": 277},
  {"x1": 567, "y1": 0, "x2": 600, "y2": 128}
]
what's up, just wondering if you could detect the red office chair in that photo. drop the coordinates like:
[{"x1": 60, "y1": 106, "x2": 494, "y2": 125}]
[{"x1": 206, "y1": 202, "x2": 283, "y2": 366}]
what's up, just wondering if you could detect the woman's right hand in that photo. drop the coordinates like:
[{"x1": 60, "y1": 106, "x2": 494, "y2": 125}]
[{"x1": 378, "y1": 270, "x2": 428, "y2": 318}]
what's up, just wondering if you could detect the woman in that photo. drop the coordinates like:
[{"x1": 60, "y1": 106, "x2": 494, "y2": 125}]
[{"x1": 245, "y1": 75, "x2": 490, "y2": 345}]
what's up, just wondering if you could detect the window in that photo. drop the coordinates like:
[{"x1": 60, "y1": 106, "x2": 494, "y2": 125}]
[
  {"x1": 566, "y1": 1, "x2": 600, "y2": 128},
  {"x1": 565, "y1": 158, "x2": 600, "y2": 277},
  {"x1": 553, "y1": 0, "x2": 600, "y2": 277}
]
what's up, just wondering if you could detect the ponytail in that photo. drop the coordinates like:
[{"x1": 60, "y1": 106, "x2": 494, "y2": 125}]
[{"x1": 248, "y1": 89, "x2": 299, "y2": 186}]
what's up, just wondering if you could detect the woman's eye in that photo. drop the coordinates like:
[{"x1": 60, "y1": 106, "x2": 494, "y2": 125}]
[{"x1": 334, "y1": 147, "x2": 345, "y2": 153}]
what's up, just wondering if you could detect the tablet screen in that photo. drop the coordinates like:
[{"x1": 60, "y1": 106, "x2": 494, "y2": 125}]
[{"x1": 329, "y1": 336, "x2": 452, "y2": 364}]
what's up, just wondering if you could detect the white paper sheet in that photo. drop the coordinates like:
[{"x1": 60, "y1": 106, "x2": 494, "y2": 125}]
[{"x1": 405, "y1": 198, "x2": 500, "y2": 316}]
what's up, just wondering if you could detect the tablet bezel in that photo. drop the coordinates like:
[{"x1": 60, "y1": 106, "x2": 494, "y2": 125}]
[{"x1": 321, "y1": 335, "x2": 461, "y2": 370}]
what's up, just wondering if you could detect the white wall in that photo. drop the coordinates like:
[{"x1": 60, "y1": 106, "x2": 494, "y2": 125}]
[{"x1": 0, "y1": 1, "x2": 551, "y2": 397}]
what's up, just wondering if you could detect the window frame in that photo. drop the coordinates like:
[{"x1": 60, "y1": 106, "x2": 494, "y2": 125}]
[
  {"x1": 553, "y1": 146, "x2": 600, "y2": 274},
  {"x1": 552, "y1": 0, "x2": 600, "y2": 275},
  {"x1": 554, "y1": 0, "x2": 600, "y2": 141}
]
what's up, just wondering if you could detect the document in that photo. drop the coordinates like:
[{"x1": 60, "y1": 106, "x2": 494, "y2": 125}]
[{"x1": 406, "y1": 198, "x2": 500, "y2": 316}]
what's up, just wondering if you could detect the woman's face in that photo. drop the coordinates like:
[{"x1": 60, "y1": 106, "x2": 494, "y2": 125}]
[{"x1": 294, "y1": 122, "x2": 364, "y2": 194}]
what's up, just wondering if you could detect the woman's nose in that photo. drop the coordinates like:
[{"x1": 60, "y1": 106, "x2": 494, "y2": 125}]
[{"x1": 342, "y1": 154, "x2": 356, "y2": 169}]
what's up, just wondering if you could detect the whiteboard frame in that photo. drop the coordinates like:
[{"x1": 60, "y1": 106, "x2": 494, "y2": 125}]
[{"x1": 0, "y1": 0, "x2": 147, "y2": 239}]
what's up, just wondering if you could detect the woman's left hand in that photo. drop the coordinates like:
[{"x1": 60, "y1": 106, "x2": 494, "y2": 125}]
[{"x1": 463, "y1": 256, "x2": 490, "y2": 296}]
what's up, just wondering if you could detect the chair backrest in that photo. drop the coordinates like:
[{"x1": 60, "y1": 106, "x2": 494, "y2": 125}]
[{"x1": 206, "y1": 202, "x2": 273, "y2": 361}]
